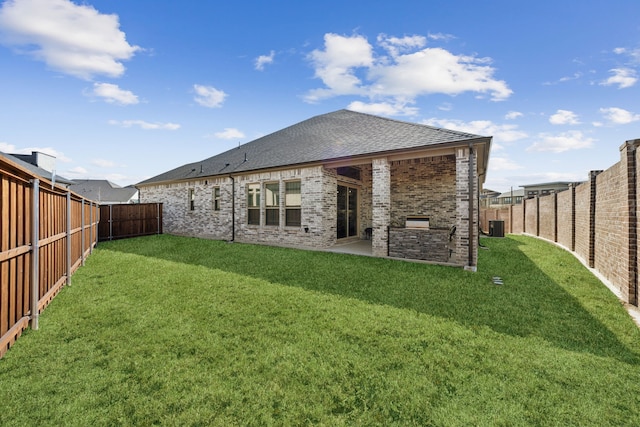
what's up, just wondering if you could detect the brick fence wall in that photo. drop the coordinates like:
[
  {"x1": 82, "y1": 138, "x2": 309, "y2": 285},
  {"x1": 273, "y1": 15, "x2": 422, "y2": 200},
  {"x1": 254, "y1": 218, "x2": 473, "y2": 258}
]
[{"x1": 481, "y1": 139, "x2": 640, "y2": 307}]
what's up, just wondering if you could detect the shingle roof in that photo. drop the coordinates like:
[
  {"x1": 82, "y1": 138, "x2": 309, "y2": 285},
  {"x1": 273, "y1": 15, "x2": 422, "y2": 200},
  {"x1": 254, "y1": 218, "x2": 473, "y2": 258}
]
[
  {"x1": 138, "y1": 109, "x2": 489, "y2": 186},
  {"x1": 0, "y1": 151, "x2": 75, "y2": 185},
  {"x1": 69, "y1": 180, "x2": 138, "y2": 203}
]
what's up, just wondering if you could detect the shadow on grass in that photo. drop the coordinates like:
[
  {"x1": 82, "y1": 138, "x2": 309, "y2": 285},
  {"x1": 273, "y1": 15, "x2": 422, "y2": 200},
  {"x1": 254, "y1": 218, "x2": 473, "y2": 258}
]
[{"x1": 102, "y1": 234, "x2": 640, "y2": 364}]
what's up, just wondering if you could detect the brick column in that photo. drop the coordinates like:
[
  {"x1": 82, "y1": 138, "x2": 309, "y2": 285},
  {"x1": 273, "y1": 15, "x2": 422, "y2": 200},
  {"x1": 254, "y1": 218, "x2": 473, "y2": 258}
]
[
  {"x1": 372, "y1": 158, "x2": 390, "y2": 257},
  {"x1": 587, "y1": 170, "x2": 601, "y2": 268},
  {"x1": 455, "y1": 147, "x2": 477, "y2": 270},
  {"x1": 622, "y1": 140, "x2": 640, "y2": 306}
]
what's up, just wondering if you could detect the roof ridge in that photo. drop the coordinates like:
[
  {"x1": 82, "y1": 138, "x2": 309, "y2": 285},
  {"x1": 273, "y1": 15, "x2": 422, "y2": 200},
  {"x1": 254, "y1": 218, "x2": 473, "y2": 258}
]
[{"x1": 339, "y1": 109, "x2": 487, "y2": 139}]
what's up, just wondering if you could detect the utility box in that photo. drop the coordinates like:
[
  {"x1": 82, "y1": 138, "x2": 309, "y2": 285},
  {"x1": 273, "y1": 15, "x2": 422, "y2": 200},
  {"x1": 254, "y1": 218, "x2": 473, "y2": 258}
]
[{"x1": 489, "y1": 220, "x2": 504, "y2": 237}]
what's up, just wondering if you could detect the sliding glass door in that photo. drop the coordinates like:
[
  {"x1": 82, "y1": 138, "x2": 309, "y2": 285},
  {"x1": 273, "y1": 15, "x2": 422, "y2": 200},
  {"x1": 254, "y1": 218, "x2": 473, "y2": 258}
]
[{"x1": 337, "y1": 185, "x2": 358, "y2": 239}]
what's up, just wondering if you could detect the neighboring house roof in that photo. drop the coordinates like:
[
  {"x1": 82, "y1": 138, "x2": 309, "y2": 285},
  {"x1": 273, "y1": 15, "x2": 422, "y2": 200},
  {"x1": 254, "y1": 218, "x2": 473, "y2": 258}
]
[
  {"x1": 69, "y1": 180, "x2": 138, "y2": 204},
  {"x1": 521, "y1": 181, "x2": 582, "y2": 189},
  {"x1": 0, "y1": 151, "x2": 75, "y2": 186},
  {"x1": 138, "y1": 109, "x2": 491, "y2": 186},
  {"x1": 497, "y1": 189, "x2": 525, "y2": 198}
]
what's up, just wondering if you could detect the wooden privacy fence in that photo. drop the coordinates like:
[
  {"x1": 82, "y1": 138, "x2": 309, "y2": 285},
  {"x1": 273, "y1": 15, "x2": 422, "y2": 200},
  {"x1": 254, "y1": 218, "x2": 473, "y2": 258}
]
[
  {"x1": 98, "y1": 203, "x2": 162, "y2": 241},
  {"x1": 0, "y1": 156, "x2": 98, "y2": 358}
]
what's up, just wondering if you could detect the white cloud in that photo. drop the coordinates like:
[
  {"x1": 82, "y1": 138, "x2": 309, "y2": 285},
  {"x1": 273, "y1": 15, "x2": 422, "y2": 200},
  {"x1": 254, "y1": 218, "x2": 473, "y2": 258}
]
[
  {"x1": 543, "y1": 72, "x2": 583, "y2": 85},
  {"x1": 527, "y1": 131, "x2": 594, "y2": 153},
  {"x1": 370, "y1": 48, "x2": 511, "y2": 101},
  {"x1": 613, "y1": 46, "x2": 640, "y2": 63},
  {"x1": 601, "y1": 68, "x2": 637, "y2": 89},
  {"x1": 214, "y1": 128, "x2": 245, "y2": 140},
  {"x1": 305, "y1": 33, "x2": 373, "y2": 102},
  {"x1": 305, "y1": 33, "x2": 511, "y2": 107},
  {"x1": 92, "y1": 82, "x2": 138, "y2": 105},
  {"x1": 377, "y1": 34, "x2": 426, "y2": 58},
  {"x1": 549, "y1": 109, "x2": 580, "y2": 125},
  {"x1": 505, "y1": 111, "x2": 522, "y2": 120},
  {"x1": 427, "y1": 32, "x2": 455, "y2": 41},
  {"x1": 255, "y1": 50, "x2": 275, "y2": 71},
  {"x1": 347, "y1": 101, "x2": 418, "y2": 116},
  {"x1": 193, "y1": 84, "x2": 227, "y2": 108},
  {"x1": 422, "y1": 118, "x2": 527, "y2": 145},
  {"x1": 108, "y1": 119, "x2": 180, "y2": 130},
  {"x1": 599, "y1": 107, "x2": 640, "y2": 124},
  {"x1": 488, "y1": 156, "x2": 523, "y2": 171},
  {"x1": 67, "y1": 166, "x2": 88, "y2": 175},
  {"x1": 91, "y1": 158, "x2": 116, "y2": 168},
  {"x1": 0, "y1": 0, "x2": 139, "y2": 80},
  {"x1": 0, "y1": 142, "x2": 17, "y2": 153}
]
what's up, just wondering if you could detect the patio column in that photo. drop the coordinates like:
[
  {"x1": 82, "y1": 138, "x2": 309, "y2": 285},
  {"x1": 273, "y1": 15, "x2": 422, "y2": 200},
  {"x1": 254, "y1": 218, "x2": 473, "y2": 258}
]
[
  {"x1": 456, "y1": 146, "x2": 478, "y2": 271},
  {"x1": 372, "y1": 158, "x2": 390, "y2": 257}
]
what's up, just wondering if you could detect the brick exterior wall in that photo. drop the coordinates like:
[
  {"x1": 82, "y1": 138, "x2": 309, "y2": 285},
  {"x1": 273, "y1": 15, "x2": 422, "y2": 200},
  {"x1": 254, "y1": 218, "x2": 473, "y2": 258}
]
[
  {"x1": 573, "y1": 178, "x2": 593, "y2": 265},
  {"x1": 594, "y1": 162, "x2": 628, "y2": 298},
  {"x1": 538, "y1": 193, "x2": 556, "y2": 241},
  {"x1": 139, "y1": 176, "x2": 233, "y2": 240},
  {"x1": 390, "y1": 156, "x2": 457, "y2": 229},
  {"x1": 524, "y1": 197, "x2": 538, "y2": 236},
  {"x1": 139, "y1": 166, "x2": 338, "y2": 249},
  {"x1": 556, "y1": 186, "x2": 574, "y2": 251},
  {"x1": 140, "y1": 152, "x2": 478, "y2": 269},
  {"x1": 511, "y1": 203, "x2": 524, "y2": 233},
  {"x1": 235, "y1": 166, "x2": 336, "y2": 248}
]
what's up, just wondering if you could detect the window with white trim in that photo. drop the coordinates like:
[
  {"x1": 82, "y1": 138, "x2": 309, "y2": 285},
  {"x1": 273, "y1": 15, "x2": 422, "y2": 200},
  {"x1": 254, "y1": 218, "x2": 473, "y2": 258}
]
[
  {"x1": 247, "y1": 183, "x2": 260, "y2": 225},
  {"x1": 213, "y1": 187, "x2": 221, "y2": 211},
  {"x1": 265, "y1": 182, "x2": 279, "y2": 226},
  {"x1": 285, "y1": 181, "x2": 301, "y2": 227},
  {"x1": 188, "y1": 188, "x2": 195, "y2": 211}
]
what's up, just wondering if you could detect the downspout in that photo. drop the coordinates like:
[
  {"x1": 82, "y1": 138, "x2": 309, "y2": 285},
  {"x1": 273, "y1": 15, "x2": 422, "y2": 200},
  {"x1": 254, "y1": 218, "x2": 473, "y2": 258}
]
[{"x1": 468, "y1": 143, "x2": 475, "y2": 269}]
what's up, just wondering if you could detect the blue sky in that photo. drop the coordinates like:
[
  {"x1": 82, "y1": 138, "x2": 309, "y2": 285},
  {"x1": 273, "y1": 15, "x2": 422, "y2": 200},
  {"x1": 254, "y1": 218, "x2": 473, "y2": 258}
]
[{"x1": 1, "y1": 0, "x2": 639, "y2": 192}]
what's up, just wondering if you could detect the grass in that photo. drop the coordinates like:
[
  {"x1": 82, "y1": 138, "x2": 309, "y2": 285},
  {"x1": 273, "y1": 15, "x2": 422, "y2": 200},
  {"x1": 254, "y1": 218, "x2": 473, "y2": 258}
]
[{"x1": 1, "y1": 234, "x2": 639, "y2": 426}]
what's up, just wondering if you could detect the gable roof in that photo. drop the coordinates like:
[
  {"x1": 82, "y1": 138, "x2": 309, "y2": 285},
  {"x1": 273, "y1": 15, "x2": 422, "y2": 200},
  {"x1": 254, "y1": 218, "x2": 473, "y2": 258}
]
[
  {"x1": 69, "y1": 179, "x2": 138, "y2": 203},
  {"x1": 138, "y1": 109, "x2": 490, "y2": 186}
]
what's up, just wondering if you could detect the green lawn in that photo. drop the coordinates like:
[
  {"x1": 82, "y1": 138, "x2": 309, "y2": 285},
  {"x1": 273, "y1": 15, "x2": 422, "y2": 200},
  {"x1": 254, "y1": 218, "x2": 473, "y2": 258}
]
[{"x1": 1, "y1": 234, "x2": 639, "y2": 426}]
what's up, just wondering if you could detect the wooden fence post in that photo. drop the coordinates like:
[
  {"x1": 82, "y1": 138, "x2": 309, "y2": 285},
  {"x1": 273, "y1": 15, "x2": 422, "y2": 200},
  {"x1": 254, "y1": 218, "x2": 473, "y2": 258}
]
[
  {"x1": 81, "y1": 198, "x2": 85, "y2": 266},
  {"x1": 30, "y1": 179, "x2": 39, "y2": 330},
  {"x1": 66, "y1": 192, "x2": 72, "y2": 285},
  {"x1": 109, "y1": 204, "x2": 113, "y2": 240}
]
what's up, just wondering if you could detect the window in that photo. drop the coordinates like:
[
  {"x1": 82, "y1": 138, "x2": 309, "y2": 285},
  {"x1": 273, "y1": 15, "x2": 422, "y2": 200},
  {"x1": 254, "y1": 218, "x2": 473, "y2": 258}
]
[
  {"x1": 188, "y1": 188, "x2": 195, "y2": 211},
  {"x1": 247, "y1": 183, "x2": 260, "y2": 225},
  {"x1": 285, "y1": 181, "x2": 301, "y2": 227},
  {"x1": 213, "y1": 187, "x2": 221, "y2": 211},
  {"x1": 265, "y1": 182, "x2": 279, "y2": 226}
]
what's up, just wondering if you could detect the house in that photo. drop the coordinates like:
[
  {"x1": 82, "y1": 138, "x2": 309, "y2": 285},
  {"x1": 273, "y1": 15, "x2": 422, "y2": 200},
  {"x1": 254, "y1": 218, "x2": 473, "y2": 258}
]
[
  {"x1": 480, "y1": 188, "x2": 501, "y2": 208},
  {"x1": 492, "y1": 188, "x2": 525, "y2": 206},
  {"x1": 521, "y1": 181, "x2": 582, "y2": 199},
  {"x1": 136, "y1": 110, "x2": 492, "y2": 270},
  {"x1": 69, "y1": 180, "x2": 139, "y2": 204},
  {"x1": 0, "y1": 151, "x2": 74, "y2": 187}
]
